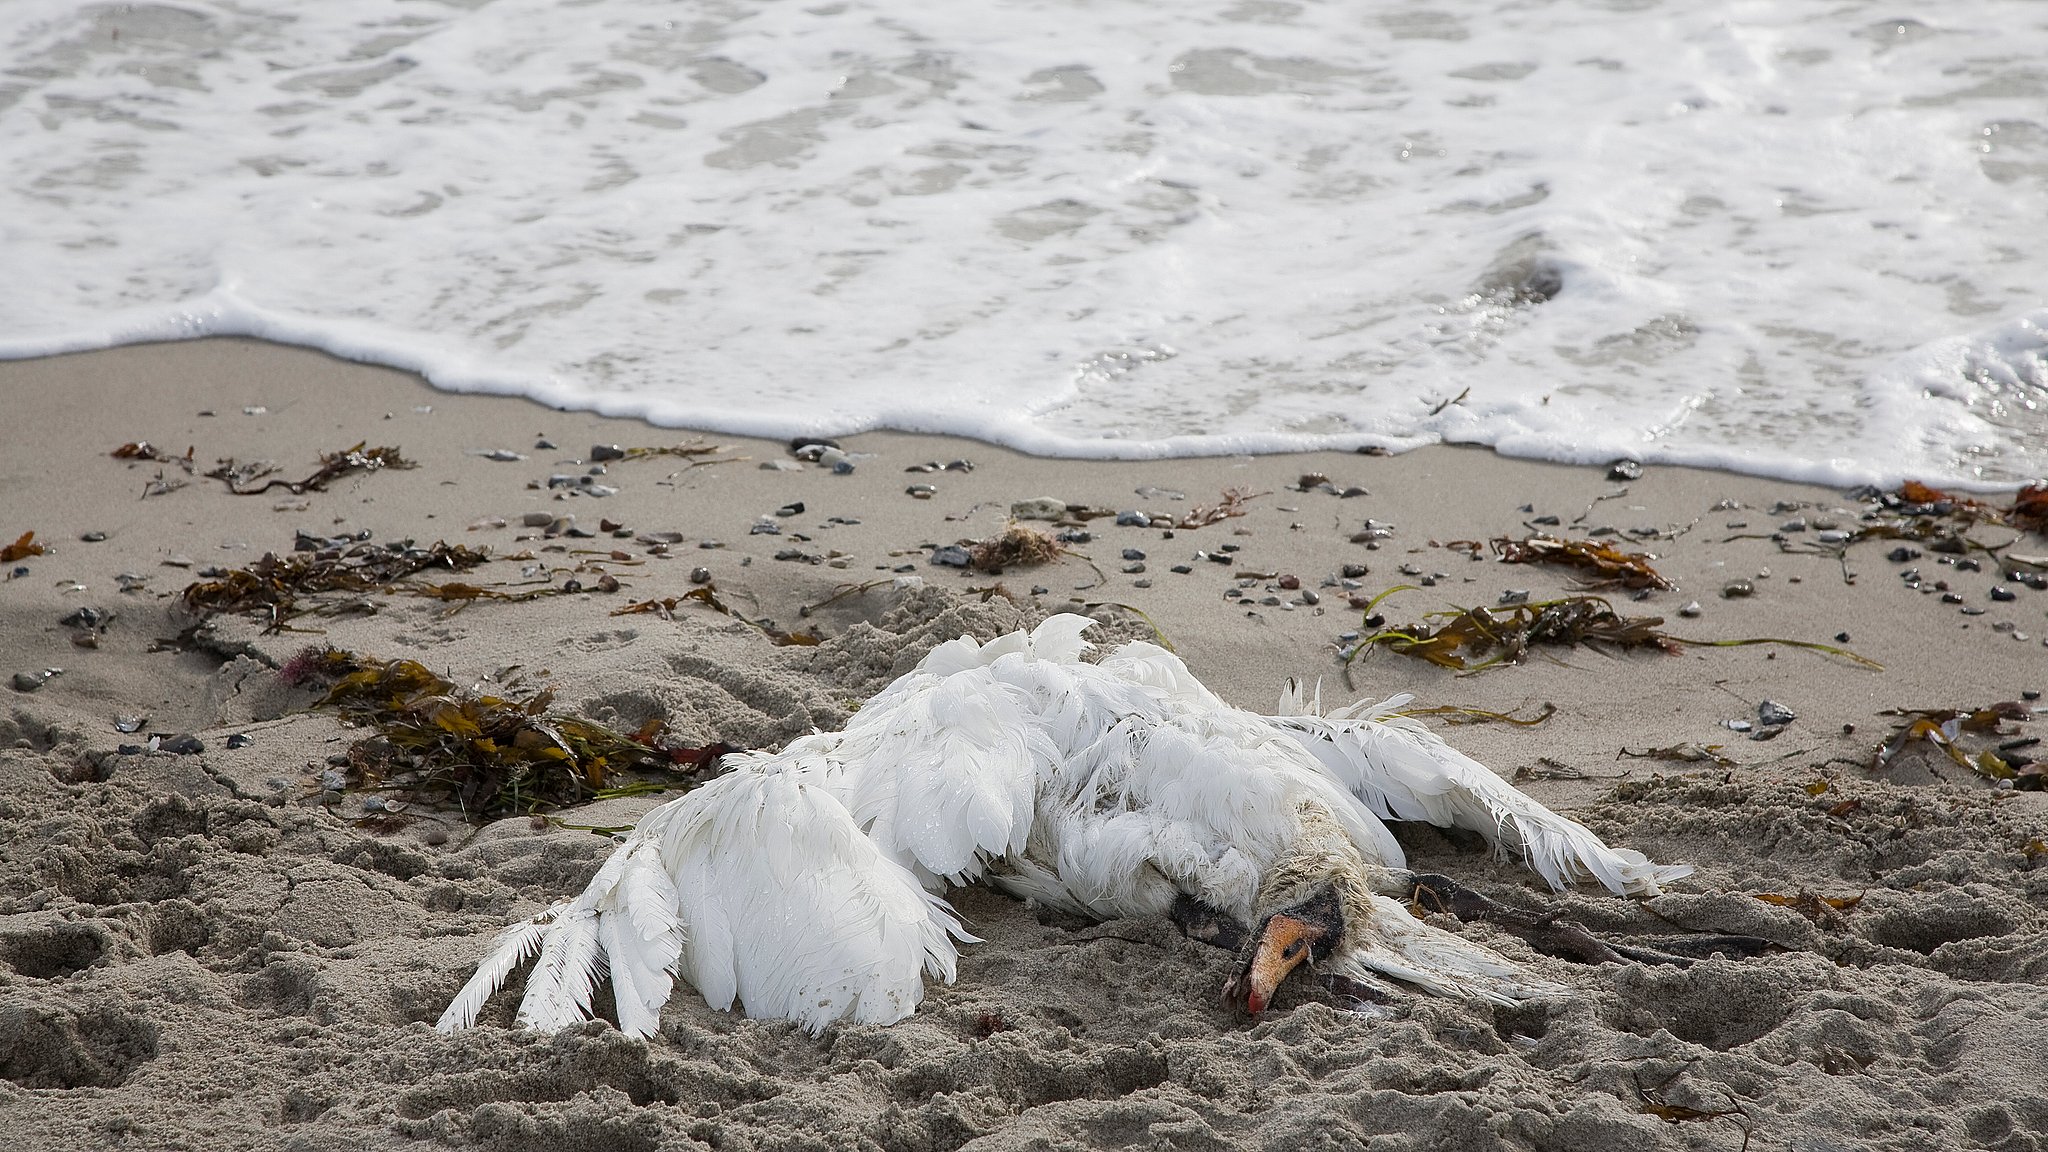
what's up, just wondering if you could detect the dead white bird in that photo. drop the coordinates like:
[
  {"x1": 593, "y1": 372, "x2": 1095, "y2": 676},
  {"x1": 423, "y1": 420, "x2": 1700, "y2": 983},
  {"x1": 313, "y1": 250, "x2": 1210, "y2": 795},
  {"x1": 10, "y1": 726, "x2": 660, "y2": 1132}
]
[{"x1": 437, "y1": 615, "x2": 1692, "y2": 1036}]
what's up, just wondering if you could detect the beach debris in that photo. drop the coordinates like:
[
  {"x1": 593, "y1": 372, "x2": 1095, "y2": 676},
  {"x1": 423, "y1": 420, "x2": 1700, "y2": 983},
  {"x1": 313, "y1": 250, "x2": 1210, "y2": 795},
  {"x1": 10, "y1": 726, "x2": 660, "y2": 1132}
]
[
  {"x1": 1, "y1": 532, "x2": 46, "y2": 563},
  {"x1": 1747, "y1": 890, "x2": 1864, "y2": 929},
  {"x1": 472, "y1": 449, "x2": 527, "y2": 462},
  {"x1": 1721, "y1": 579, "x2": 1755, "y2": 599},
  {"x1": 589, "y1": 444, "x2": 625, "y2": 462},
  {"x1": 11, "y1": 669, "x2": 59, "y2": 693},
  {"x1": 111, "y1": 441, "x2": 195, "y2": 469},
  {"x1": 180, "y1": 540, "x2": 496, "y2": 629},
  {"x1": 158, "y1": 734, "x2": 204, "y2": 755},
  {"x1": 930, "y1": 545, "x2": 972, "y2": 568},
  {"x1": 1677, "y1": 600, "x2": 1702, "y2": 617},
  {"x1": 1395, "y1": 702, "x2": 1556, "y2": 727},
  {"x1": 1873, "y1": 701, "x2": 2035, "y2": 783},
  {"x1": 291, "y1": 647, "x2": 706, "y2": 820},
  {"x1": 611, "y1": 441, "x2": 727, "y2": 464},
  {"x1": 967, "y1": 524, "x2": 1065, "y2": 573},
  {"x1": 1491, "y1": 534, "x2": 1673, "y2": 590},
  {"x1": 906, "y1": 484, "x2": 937, "y2": 499},
  {"x1": 1607, "y1": 459, "x2": 1643, "y2": 481},
  {"x1": 610, "y1": 585, "x2": 820, "y2": 647},
  {"x1": 208, "y1": 442, "x2": 415, "y2": 496},
  {"x1": 60, "y1": 605, "x2": 113, "y2": 648},
  {"x1": 1174, "y1": 487, "x2": 1263, "y2": 530},
  {"x1": 114, "y1": 715, "x2": 147, "y2": 734},
  {"x1": 1758, "y1": 700, "x2": 1797, "y2": 727},
  {"x1": 1619, "y1": 743, "x2": 1736, "y2": 768},
  {"x1": 1010, "y1": 497, "x2": 1067, "y2": 521},
  {"x1": 904, "y1": 459, "x2": 974, "y2": 473},
  {"x1": 1349, "y1": 589, "x2": 1880, "y2": 674}
]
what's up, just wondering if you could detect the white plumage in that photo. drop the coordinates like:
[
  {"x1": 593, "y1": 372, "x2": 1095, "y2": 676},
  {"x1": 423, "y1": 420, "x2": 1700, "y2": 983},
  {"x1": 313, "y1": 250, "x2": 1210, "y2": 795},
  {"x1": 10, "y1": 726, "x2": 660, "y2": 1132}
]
[{"x1": 438, "y1": 615, "x2": 1689, "y2": 1036}]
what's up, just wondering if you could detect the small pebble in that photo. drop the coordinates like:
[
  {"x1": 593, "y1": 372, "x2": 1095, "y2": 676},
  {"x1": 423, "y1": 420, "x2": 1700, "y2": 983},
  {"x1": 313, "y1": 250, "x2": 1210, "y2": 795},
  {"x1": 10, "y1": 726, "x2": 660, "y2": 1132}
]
[
  {"x1": 1030, "y1": 585, "x2": 1049, "y2": 596},
  {"x1": 12, "y1": 671, "x2": 50, "y2": 692},
  {"x1": 1530, "y1": 515, "x2": 1561, "y2": 526},
  {"x1": 1115, "y1": 511, "x2": 1151, "y2": 527},
  {"x1": 115, "y1": 716, "x2": 147, "y2": 733},
  {"x1": 1758, "y1": 700, "x2": 1796, "y2": 726},
  {"x1": 1940, "y1": 592, "x2": 1964, "y2": 604},
  {"x1": 1721, "y1": 579, "x2": 1754, "y2": 599},
  {"x1": 1724, "y1": 719, "x2": 1753, "y2": 732},
  {"x1": 1259, "y1": 595, "x2": 1282, "y2": 606},
  {"x1": 1056, "y1": 529, "x2": 1092, "y2": 544},
  {"x1": 1990, "y1": 586, "x2": 2017, "y2": 602},
  {"x1": 590, "y1": 444, "x2": 626, "y2": 462},
  {"x1": 80, "y1": 531, "x2": 107, "y2": 542},
  {"x1": 535, "y1": 438, "x2": 557, "y2": 450},
  {"x1": 749, "y1": 521, "x2": 781, "y2": 536},
  {"x1": 1122, "y1": 563, "x2": 1146, "y2": 574},
  {"x1": 158, "y1": 734, "x2": 204, "y2": 755},
  {"x1": 906, "y1": 484, "x2": 936, "y2": 499},
  {"x1": 1277, "y1": 574, "x2": 1301, "y2": 590},
  {"x1": 1122, "y1": 548, "x2": 1147, "y2": 561},
  {"x1": 832, "y1": 461, "x2": 856, "y2": 475},
  {"x1": 1678, "y1": 600, "x2": 1703, "y2": 617},
  {"x1": 1607, "y1": 459, "x2": 1643, "y2": 481},
  {"x1": 1816, "y1": 530, "x2": 1849, "y2": 544},
  {"x1": 775, "y1": 502, "x2": 805, "y2": 517},
  {"x1": 689, "y1": 566, "x2": 712, "y2": 585},
  {"x1": 1133, "y1": 578, "x2": 1152, "y2": 588},
  {"x1": 930, "y1": 545, "x2": 972, "y2": 568},
  {"x1": 1499, "y1": 589, "x2": 1530, "y2": 606},
  {"x1": 1300, "y1": 589, "x2": 1320, "y2": 605},
  {"x1": 226, "y1": 733, "x2": 253, "y2": 750},
  {"x1": 475, "y1": 448, "x2": 527, "y2": 462},
  {"x1": 1780, "y1": 518, "x2": 1808, "y2": 532},
  {"x1": 1960, "y1": 606, "x2": 1985, "y2": 616},
  {"x1": 1012, "y1": 497, "x2": 1067, "y2": 521},
  {"x1": 1169, "y1": 564, "x2": 1193, "y2": 575}
]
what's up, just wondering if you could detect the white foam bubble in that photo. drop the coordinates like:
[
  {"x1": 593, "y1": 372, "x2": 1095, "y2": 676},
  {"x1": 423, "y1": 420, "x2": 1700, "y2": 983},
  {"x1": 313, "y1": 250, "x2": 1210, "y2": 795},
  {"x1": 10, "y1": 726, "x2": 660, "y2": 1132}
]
[{"x1": 1, "y1": 0, "x2": 2043, "y2": 487}]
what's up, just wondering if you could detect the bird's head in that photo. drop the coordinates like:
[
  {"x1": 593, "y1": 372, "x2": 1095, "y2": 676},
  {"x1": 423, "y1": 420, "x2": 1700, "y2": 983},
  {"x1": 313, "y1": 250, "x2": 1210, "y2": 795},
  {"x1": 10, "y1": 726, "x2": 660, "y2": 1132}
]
[{"x1": 1224, "y1": 883, "x2": 1345, "y2": 1015}]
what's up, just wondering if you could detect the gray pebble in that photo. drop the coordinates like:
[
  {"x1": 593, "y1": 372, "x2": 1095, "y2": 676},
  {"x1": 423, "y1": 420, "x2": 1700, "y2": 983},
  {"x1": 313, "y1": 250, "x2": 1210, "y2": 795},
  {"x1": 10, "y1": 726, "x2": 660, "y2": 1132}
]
[
  {"x1": 1115, "y1": 511, "x2": 1151, "y2": 527},
  {"x1": 1300, "y1": 589, "x2": 1320, "y2": 605},
  {"x1": 1122, "y1": 563, "x2": 1146, "y2": 574},
  {"x1": 1757, "y1": 700, "x2": 1796, "y2": 726},
  {"x1": 689, "y1": 566, "x2": 712, "y2": 585},
  {"x1": 590, "y1": 444, "x2": 626, "y2": 462},
  {"x1": 930, "y1": 545, "x2": 972, "y2": 568},
  {"x1": 1170, "y1": 564, "x2": 1193, "y2": 575},
  {"x1": 1122, "y1": 548, "x2": 1147, "y2": 561},
  {"x1": 80, "y1": 531, "x2": 107, "y2": 542},
  {"x1": 1678, "y1": 600, "x2": 1703, "y2": 617},
  {"x1": 1721, "y1": 579, "x2": 1755, "y2": 599},
  {"x1": 906, "y1": 484, "x2": 937, "y2": 499},
  {"x1": 1132, "y1": 578, "x2": 1152, "y2": 589}
]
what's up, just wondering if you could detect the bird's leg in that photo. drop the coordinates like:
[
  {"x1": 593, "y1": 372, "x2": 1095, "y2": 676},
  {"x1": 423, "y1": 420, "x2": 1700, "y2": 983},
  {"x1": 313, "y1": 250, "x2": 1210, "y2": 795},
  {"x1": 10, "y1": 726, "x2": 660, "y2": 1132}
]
[
  {"x1": 1168, "y1": 893, "x2": 1250, "y2": 952},
  {"x1": 1403, "y1": 873, "x2": 1774, "y2": 967}
]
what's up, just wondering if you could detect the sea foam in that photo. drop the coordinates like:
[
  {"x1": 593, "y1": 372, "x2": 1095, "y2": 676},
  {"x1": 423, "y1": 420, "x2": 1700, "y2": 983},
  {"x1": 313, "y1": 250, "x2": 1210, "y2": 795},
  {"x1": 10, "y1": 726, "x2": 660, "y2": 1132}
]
[{"x1": 2, "y1": 0, "x2": 2043, "y2": 487}]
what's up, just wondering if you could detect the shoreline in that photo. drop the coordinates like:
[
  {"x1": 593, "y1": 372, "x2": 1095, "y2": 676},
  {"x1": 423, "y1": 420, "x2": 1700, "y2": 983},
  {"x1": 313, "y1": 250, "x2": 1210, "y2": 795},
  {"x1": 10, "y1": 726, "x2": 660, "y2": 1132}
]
[{"x1": 2, "y1": 337, "x2": 2046, "y2": 1150}]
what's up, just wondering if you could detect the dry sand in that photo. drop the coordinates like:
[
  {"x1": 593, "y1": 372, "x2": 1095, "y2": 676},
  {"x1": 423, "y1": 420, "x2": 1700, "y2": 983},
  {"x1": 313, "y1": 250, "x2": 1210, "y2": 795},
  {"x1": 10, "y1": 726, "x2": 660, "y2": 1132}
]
[{"x1": 1, "y1": 338, "x2": 2045, "y2": 1151}]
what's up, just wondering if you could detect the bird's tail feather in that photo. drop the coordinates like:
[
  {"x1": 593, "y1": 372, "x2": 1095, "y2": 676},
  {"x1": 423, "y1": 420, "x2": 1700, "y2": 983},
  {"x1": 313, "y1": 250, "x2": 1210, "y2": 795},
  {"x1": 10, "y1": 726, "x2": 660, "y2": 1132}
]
[
  {"x1": 1274, "y1": 699, "x2": 1691, "y2": 897},
  {"x1": 1332, "y1": 894, "x2": 1565, "y2": 1006}
]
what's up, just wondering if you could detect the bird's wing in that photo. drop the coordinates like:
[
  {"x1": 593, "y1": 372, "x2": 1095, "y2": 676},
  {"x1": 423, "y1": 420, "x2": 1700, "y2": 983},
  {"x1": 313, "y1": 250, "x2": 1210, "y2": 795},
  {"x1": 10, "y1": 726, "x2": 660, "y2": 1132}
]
[
  {"x1": 1269, "y1": 694, "x2": 1692, "y2": 896},
  {"x1": 437, "y1": 742, "x2": 969, "y2": 1036},
  {"x1": 438, "y1": 617, "x2": 1092, "y2": 1037}
]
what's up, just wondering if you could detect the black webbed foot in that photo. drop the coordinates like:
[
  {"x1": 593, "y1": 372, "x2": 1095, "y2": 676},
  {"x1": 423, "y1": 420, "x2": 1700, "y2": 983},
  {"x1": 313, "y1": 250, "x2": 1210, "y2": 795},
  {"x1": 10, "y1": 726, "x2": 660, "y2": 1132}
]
[
  {"x1": 1169, "y1": 893, "x2": 1250, "y2": 952},
  {"x1": 1404, "y1": 872, "x2": 1775, "y2": 968}
]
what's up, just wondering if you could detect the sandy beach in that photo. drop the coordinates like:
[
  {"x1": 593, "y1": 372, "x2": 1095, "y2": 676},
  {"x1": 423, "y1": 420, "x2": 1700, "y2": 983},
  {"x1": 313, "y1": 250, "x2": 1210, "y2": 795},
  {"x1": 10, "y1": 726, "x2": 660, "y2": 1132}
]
[{"x1": 2, "y1": 337, "x2": 2045, "y2": 1151}]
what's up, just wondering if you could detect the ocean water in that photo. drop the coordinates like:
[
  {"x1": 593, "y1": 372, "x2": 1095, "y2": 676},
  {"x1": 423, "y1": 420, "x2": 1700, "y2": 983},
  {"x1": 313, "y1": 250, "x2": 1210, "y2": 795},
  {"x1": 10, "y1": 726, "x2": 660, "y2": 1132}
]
[{"x1": 2, "y1": 0, "x2": 2044, "y2": 488}]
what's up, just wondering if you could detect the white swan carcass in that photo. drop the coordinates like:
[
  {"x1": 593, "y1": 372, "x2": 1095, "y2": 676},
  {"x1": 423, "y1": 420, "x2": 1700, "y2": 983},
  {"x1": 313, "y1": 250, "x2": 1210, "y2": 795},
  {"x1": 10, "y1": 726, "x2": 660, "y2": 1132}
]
[{"x1": 437, "y1": 614, "x2": 1689, "y2": 1036}]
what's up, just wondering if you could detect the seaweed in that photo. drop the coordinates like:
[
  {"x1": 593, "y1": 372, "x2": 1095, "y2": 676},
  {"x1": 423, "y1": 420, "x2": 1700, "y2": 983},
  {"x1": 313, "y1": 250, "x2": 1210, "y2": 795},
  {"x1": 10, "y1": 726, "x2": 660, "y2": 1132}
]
[
  {"x1": 296, "y1": 648, "x2": 712, "y2": 820},
  {"x1": 1394, "y1": 703, "x2": 1556, "y2": 727},
  {"x1": 2011, "y1": 483, "x2": 2048, "y2": 535},
  {"x1": 617, "y1": 441, "x2": 730, "y2": 464},
  {"x1": 111, "y1": 441, "x2": 195, "y2": 468},
  {"x1": 968, "y1": 524, "x2": 1065, "y2": 572},
  {"x1": 1873, "y1": 702, "x2": 2034, "y2": 781},
  {"x1": 1175, "y1": 487, "x2": 1263, "y2": 530},
  {"x1": 611, "y1": 585, "x2": 821, "y2": 646},
  {"x1": 1618, "y1": 743, "x2": 1737, "y2": 768},
  {"x1": 1, "y1": 531, "x2": 45, "y2": 563},
  {"x1": 180, "y1": 541, "x2": 496, "y2": 629},
  {"x1": 1491, "y1": 534, "x2": 1674, "y2": 590},
  {"x1": 205, "y1": 442, "x2": 415, "y2": 495},
  {"x1": 1347, "y1": 591, "x2": 1880, "y2": 674}
]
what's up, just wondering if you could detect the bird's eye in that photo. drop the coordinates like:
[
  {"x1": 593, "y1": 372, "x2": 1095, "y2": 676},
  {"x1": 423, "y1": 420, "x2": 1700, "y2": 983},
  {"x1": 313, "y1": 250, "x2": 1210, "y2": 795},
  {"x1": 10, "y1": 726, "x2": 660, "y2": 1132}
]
[{"x1": 1283, "y1": 941, "x2": 1304, "y2": 959}]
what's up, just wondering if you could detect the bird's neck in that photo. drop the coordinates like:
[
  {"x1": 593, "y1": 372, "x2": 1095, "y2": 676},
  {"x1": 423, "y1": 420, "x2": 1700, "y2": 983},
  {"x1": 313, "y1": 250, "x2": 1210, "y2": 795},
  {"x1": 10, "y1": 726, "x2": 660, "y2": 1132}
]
[{"x1": 1254, "y1": 802, "x2": 1381, "y2": 929}]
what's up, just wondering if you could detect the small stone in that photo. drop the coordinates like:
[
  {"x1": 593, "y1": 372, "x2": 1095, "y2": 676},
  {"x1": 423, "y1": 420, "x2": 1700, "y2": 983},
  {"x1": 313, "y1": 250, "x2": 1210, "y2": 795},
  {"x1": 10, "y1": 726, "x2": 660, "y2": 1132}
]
[
  {"x1": 1259, "y1": 595, "x2": 1282, "y2": 606},
  {"x1": 1300, "y1": 589, "x2": 1320, "y2": 605},
  {"x1": 1816, "y1": 530, "x2": 1849, "y2": 544},
  {"x1": 1959, "y1": 606, "x2": 1985, "y2": 616},
  {"x1": 1724, "y1": 719, "x2": 1753, "y2": 733},
  {"x1": 1499, "y1": 589, "x2": 1530, "y2": 606},
  {"x1": 1607, "y1": 459, "x2": 1642, "y2": 481},
  {"x1": 535, "y1": 438, "x2": 557, "y2": 450},
  {"x1": 587, "y1": 464, "x2": 609, "y2": 476},
  {"x1": 1122, "y1": 563, "x2": 1146, "y2": 574},
  {"x1": 1122, "y1": 548, "x2": 1147, "y2": 562},
  {"x1": 1132, "y1": 578, "x2": 1152, "y2": 589},
  {"x1": 1115, "y1": 511, "x2": 1151, "y2": 527},
  {"x1": 1170, "y1": 564, "x2": 1193, "y2": 575},
  {"x1": 1940, "y1": 592, "x2": 1964, "y2": 604},
  {"x1": 158, "y1": 734, "x2": 204, "y2": 755},
  {"x1": 1758, "y1": 700, "x2": 1796, "y2": 726},
  {"x1": 1678, "y1": 600, "x2": 1703, "y2": 617},
  {"x1": 689, "y1": 566, "x2": 712, "y2": 585},
  {"x1": 80, "y1": 531, "x2": 107, "y2": 542},
  {"x1": 1530, "y1": 515, "x2": 1561, "y2": 526},
  {"x1": 226, "y1": 733, "x2": 253, "y2": 749},
  {"x1": 698, "y1": 539, "x2": 725, "y2": 549},
  {"x1": 1012, "y1": 498, "x2": 1067, "y2": 521},
  {"x1": 1780, "y1": 518, "x2": 1808, "y2": 532},
  {"x1": 475, "y1": 448, "x2": 527, "y2": 462},
  {"x1": 1030, "y1": 586, "x2": 1049, "y2": 596},
  {"x1": 114, "y1": 716, "x2": 147, "y2": 733},
  {"x1": 749, "y1": 521, "x2": 782, "y2": 536},
  {"x1": 1340, "y1": 563, "x2": 1369, "y2": 579},
  {"x1": 1056, "y1": 529, "x2": 1092, "y2": 544},
  {"x1": 1955, "y1": 557, "x2": 1982, "y2": 573},
  {"x1": 792, "y1": 438, "x2": 841, "y2": 460},
  {"x1": 832, "y1": 461, "x2": 856, "y2": 475},
  {"x1": 906, "y1": 484, "x2": 937, "y2": 499},
  {"x1": 1721, "y1": 580, "x2": 1754, "y2": 599},
  {"x1": 930, "y1": 545, "x2": 972, "y2": 568},
  {"x1": 12, "y1": 671, "x2": 49, "y2": 692},
  {"x1": 590, "y1": 444, "x2": 626, "y2": 462},
  {"x1": 774, "y1": 502, "x2": 805, "y2": 517},
  {"x1": 1277, "y1": 574, "x2": 1300, "y2": 590},
  {"x1": 1398, "y1": 563, "x2": 1422, "y2": 576},
  {"x1": 1990, "y1": 586, "x2": 2017, "y2": 602},
  {"x1": 520, "y1": 511, "x2": 553, "y2": 527}
]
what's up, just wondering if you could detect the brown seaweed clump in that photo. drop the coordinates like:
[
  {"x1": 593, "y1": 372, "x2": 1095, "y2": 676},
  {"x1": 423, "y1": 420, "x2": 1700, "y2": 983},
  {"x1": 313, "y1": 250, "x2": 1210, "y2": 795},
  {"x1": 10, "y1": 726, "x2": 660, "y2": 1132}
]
[
  {"x1": 1492, "y1": 533, "x2": 1674, "y2": 590},
  {"x1": 1354, "y1": 595, "x2": 1682, "y2": 672},
  {"x1": 292, "y1": 648, "x2": 713, "y2": 820},
  {"x1": 181, "y1": 540, "x2": 495, "y2": 629},
  {"x1": 968, "y1": 524, "x2": 1066, "y2": 573}
]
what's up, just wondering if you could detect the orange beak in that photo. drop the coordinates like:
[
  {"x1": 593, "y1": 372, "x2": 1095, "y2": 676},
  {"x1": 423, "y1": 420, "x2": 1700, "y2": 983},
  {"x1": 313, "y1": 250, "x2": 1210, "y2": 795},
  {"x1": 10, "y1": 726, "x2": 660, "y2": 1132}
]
[{"x1": 1242, "y1": 913, "x2": 1321, "y2": 1015}]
